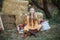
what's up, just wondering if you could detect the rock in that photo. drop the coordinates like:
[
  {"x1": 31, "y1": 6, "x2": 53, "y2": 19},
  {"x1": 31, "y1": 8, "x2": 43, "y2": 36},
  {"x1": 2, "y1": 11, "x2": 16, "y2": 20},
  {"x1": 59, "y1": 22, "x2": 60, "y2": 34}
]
[{"x1": 2, "y1": 0, "x2": 29, "y2": 25}]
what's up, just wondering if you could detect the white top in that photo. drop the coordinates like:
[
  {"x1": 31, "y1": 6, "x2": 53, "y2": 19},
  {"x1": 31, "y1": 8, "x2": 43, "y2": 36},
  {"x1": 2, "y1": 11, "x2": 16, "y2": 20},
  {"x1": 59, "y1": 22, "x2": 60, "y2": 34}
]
[{"x1": 41, "y1": 21, "x2": 51, "y2": 31}]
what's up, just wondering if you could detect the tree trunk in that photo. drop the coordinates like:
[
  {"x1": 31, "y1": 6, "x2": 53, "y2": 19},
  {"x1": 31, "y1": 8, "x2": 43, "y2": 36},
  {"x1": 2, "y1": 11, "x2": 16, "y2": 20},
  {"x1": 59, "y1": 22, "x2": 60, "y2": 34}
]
[
  {"x1": 52, "y1": 0, "x2": 60, "y2": 10},
  {"x1": 0, "y1": 0, "x2": 4, "y2": 11},
  {"x1": 31, "y1": 0, "x2": 51, "y2": 19},
  {"x1": 43, "y1": 0, "x2": 51, "y2": 18}
]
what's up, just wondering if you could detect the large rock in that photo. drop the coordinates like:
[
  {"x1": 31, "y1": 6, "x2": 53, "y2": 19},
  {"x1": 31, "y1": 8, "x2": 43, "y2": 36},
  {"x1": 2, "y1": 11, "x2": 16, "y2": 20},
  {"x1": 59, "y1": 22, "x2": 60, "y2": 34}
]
[
  {"x1": 2, "y1": 0, "x2": 28, "y2": 15},
  {"x1": 1, "y1": 15, "x2": 16, "y2": 30},
  {"x1": 2, "y1": 0, "x2": 29, "y2": 25}
]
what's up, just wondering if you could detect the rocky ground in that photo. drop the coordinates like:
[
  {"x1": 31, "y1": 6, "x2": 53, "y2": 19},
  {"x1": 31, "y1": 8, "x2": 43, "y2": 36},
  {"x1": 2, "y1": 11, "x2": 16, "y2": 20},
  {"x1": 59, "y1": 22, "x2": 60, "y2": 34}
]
[
  {"x1": 0, "y1": 6, "x2": 60, "y2": 40},
  {"x1": 0, "y1": 23, "x2": 60, "y2": 40},
  {"x1": 0, "y1": 14, "x2": 60, "y2": 40}
]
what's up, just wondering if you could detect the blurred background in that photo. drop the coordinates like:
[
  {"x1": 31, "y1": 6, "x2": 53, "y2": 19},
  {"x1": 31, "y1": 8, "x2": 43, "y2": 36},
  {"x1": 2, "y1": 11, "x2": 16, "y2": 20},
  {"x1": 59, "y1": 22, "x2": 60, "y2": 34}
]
[{"x1": 0, "y1": 0, "x2": 60, "y2": 40}]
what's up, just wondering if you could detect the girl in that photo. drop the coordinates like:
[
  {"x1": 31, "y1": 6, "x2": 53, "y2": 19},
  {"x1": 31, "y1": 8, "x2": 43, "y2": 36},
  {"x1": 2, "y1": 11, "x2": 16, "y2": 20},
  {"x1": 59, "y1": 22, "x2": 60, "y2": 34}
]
[{"x1": 22, "y1": 7, "x2": 42, "y2": 38}]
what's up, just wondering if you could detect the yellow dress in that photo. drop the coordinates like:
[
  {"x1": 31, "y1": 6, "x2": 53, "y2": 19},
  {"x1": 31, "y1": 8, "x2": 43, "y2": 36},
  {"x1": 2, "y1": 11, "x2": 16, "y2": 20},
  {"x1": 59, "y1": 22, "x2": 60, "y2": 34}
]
[{"x1": 24, "y1": 13, "x2": 42, "y2": 31}]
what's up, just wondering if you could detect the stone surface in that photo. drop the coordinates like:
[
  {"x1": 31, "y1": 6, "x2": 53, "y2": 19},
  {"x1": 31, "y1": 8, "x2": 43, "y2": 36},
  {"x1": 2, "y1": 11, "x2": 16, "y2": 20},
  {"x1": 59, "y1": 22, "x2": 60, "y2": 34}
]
[
  {"x1": 1, "y1": 15, "x2": 16, "y2": 30},
  {"x1": 2, "y1": 0, "x2": 28, "y2": 15},
  {"x1": 2, "y1": 0, "x2": 29, "y2": 25}
]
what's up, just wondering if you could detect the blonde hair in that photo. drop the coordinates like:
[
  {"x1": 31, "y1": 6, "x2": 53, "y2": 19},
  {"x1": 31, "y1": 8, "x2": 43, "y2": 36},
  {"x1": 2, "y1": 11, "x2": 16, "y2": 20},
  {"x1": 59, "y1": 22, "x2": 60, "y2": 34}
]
[{"x1": 36, "y1": 12, "x2": 43, "y2": 22}]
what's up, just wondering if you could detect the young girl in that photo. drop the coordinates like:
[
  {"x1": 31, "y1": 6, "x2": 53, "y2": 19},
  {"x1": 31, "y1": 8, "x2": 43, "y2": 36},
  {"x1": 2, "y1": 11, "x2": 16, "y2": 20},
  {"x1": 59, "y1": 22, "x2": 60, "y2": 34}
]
[
  {"x1": 40, "y1": 20, "x2": 51, "y2": 31},
  {"x1": 22, "y1": 7, "x2": 42, "y2": 38},
  {"x1": 37, "y1": 12, "x2": 51, "y2": 31}
]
